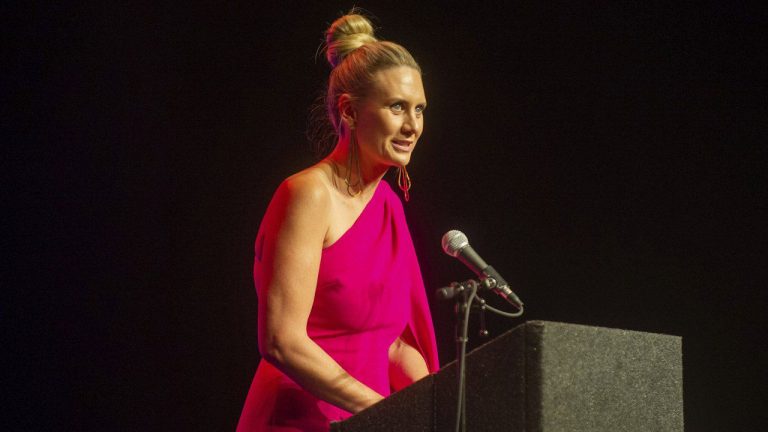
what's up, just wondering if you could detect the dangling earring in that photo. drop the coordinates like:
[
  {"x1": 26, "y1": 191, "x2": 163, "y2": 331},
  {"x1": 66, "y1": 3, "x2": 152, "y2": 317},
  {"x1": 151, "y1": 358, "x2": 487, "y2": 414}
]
[
  {"x1": 397, "y1": 165, "x2": 412, "y2": 202},
  {"x1": 344, "y1": 127, "x2": 362, "y2": 197}
]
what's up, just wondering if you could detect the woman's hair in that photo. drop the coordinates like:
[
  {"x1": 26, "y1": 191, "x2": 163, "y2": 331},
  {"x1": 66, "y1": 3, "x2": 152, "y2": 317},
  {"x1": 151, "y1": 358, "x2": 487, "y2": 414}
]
[{"x1": 311, "y1": 12, "x2": 421, "y2": 157}]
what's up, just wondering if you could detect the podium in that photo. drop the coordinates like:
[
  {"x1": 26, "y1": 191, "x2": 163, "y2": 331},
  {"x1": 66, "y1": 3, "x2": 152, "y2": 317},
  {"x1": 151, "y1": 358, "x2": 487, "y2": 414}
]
[{"x1": 330, "y1": 321, "x2": 683, "y2": 431}]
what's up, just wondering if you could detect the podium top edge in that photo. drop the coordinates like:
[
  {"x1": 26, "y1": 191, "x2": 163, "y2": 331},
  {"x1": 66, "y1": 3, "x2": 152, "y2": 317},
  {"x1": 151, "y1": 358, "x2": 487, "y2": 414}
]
[{"x1": 517, "y1": 320, "x2": 682, "y2": 340}]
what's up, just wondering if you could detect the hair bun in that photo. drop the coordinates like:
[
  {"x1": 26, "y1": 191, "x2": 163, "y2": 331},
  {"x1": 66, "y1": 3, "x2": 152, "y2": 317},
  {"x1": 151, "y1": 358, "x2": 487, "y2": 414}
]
[{"x1": 325, "y1": 14, "x2": 378, "y2": 68}]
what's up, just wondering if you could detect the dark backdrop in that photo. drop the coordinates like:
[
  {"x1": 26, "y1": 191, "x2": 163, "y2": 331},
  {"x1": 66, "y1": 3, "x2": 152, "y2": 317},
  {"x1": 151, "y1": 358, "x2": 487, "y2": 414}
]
[{"x1": 5, "y1": 2, "x2": 766, "y2": 431}]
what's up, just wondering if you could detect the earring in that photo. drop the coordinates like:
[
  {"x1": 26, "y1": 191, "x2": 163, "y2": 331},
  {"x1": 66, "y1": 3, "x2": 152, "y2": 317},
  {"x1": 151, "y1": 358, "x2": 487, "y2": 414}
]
[
  {"x1": 397, "y1": 165, "x2": 412, "y2": 202},
  {"x1": 344, "y1": 132, "x2": 362, "y2": 196}
]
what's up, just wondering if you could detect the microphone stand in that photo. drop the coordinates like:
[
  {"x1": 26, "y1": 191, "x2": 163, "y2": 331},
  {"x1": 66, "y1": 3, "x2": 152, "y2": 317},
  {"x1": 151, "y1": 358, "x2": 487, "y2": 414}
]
[
  {"x1": 452, "y1": 280, "x2": 478, "y2": 432},
  {"x1": 436, "y1": 279, "x2": 524, "y2": 432}
]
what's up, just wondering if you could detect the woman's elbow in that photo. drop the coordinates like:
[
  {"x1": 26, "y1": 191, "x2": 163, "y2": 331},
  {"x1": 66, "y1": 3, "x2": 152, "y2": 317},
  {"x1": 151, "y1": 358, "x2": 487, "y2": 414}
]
[{"x1": 258, "y1": 330, "x2": 303, "y2": 367}]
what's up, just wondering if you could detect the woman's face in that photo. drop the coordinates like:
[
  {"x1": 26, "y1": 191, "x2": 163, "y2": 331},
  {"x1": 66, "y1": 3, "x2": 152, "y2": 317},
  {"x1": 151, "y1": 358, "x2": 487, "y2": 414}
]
[{"x1": 352, "y1": 66, "x2": 426, "y2": 169}]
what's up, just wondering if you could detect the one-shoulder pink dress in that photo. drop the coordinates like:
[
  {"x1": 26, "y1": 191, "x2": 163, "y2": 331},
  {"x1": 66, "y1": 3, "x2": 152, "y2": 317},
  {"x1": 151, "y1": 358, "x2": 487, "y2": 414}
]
[{"x1": 237, "y1": 181, "x2": 440, "y2": 432}]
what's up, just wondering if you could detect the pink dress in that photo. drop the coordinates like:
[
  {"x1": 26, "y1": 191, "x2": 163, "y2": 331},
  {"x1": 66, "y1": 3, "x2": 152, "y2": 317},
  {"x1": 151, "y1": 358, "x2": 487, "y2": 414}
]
[{"x1": 237, "y1": 180, "x2": 440, "y2": 432}]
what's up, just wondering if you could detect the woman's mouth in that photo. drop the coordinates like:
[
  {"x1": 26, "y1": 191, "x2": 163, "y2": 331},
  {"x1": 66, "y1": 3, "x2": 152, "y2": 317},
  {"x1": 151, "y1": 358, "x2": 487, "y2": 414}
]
[{"x1": 392, "y1": 140, "x2": 414, "y2": 153}]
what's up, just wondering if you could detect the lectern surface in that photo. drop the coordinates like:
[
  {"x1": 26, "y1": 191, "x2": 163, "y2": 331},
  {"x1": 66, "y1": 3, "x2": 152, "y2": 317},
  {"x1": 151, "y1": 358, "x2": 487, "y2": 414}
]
[{"x1": 330, "y1": 320, "x2": 683, "y2": 432}]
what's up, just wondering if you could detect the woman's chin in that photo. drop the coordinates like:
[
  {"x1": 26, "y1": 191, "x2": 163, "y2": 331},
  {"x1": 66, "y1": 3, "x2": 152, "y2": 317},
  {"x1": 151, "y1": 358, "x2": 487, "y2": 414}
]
[{"x1": 389, "y1": 153, "x2": 412, "y2": 167}]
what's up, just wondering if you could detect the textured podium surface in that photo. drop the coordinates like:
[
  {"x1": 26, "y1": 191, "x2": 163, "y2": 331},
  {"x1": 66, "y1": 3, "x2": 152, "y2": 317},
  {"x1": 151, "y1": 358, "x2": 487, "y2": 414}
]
[
  {"x1": 331, "y1": 320, "x2": 683, "y2": 432},
  {"x1": 524, "y1": 321, "x2": 683, "y2": 431}
]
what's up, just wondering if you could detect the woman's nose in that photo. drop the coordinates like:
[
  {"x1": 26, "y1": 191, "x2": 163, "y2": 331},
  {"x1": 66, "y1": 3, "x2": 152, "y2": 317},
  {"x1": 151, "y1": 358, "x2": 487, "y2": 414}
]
[{"x1": 402, "y1": 111, "x2": 421, "y2": 136}]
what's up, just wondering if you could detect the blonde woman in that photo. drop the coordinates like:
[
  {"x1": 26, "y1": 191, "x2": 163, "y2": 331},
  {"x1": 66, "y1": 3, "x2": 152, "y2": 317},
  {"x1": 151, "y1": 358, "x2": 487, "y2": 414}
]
[{"x1": 237, "y1": 12, "x2": 439, "y2": 432}]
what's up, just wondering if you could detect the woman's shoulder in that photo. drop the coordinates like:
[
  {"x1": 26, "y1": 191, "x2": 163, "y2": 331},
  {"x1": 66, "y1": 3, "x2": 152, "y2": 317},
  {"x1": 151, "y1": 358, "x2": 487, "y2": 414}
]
[
  {"x1": 256, "y1": 164, "x2": 334, "y2": 247},
  {"x1": 273, "y1": 164, "x2": 334, "y2": 214}
]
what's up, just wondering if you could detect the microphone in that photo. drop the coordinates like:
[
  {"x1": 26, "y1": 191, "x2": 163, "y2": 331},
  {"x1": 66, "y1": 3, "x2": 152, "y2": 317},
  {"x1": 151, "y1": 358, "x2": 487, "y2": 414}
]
[{"x1": 441, "y1": 230, "x2": 523, "y2": 309}]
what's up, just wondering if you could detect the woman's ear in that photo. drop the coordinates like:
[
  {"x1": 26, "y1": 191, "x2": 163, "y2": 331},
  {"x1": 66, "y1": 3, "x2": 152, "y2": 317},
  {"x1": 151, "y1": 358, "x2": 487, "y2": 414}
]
[{"x1": 338, "y1": 94, "x2": 356, "y2": 130}]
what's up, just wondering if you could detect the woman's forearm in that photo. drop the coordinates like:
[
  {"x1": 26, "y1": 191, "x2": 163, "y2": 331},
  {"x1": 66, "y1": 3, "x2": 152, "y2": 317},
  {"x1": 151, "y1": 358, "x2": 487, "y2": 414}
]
[{"x1": 263, "y1": 333, "x2": 384, "y2": 414}]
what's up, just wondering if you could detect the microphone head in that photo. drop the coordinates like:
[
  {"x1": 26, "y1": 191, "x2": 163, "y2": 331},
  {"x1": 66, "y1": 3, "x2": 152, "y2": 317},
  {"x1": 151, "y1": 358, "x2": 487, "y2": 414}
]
[{"x1": 441, "y1": 230, "x2": 469, "y2": 257}]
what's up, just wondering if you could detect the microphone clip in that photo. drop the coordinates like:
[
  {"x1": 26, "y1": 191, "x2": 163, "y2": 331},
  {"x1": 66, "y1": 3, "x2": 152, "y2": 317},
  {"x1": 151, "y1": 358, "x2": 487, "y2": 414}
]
[
  {"x1": 434, "y1": 279, "x2": 479, "y2": 301},
  {"x1": 479, "y1": 266, "x2": 523, "y2": 310}
]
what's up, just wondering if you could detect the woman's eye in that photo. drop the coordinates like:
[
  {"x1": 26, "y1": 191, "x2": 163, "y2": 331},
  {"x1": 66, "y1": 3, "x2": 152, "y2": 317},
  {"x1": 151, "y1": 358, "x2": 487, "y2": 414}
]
[
  {"x1": 415, "y1": 104, "x2": 426, "y2": 113},
  {"x1": 390, "y1": 102, "x2": 404, "y2": 112}
]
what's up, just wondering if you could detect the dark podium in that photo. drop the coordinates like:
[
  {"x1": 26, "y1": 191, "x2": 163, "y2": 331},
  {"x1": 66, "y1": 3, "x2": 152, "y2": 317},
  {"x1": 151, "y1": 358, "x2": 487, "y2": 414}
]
[{"x1": 330, "y1": 321, "x2": 683, "y2": 431}]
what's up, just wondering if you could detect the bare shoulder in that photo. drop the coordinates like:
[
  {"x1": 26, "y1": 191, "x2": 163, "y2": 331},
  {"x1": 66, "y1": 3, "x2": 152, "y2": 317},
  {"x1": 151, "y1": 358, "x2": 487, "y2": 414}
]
[
  {"x1": 262, "y1": 164, "x2": 335, "y2": 235},
  {"x1": 279, "y1": 165, "x2": 333, "y2": 211}
]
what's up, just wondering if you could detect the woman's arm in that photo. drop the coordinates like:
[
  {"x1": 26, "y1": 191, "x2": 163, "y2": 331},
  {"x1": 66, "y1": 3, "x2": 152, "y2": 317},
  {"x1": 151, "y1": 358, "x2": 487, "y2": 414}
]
[
  {"x1": 388, "y1": 337, "x2": 429, "y2": 392},
  {"x1": 257, "y1": 174, "x2": 383, "y2": 414}
]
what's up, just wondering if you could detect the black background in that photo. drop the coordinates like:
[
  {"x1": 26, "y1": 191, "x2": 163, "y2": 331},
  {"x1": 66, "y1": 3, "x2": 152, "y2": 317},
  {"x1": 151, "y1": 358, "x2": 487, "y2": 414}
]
[{"x1": 5, "y1": 2, "x2": 766, "y2": 430}]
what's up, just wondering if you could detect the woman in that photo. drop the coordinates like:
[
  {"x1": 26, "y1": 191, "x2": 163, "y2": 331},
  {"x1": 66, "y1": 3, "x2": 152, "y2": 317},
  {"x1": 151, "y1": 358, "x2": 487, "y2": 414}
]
[{"x1": 237, "y1": 12, "x2": 439, "y2": 432}]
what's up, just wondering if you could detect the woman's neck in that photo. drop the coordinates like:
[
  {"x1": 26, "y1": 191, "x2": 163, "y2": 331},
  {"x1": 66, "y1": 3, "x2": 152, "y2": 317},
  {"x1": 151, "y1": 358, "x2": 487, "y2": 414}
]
[{"x1": 326, "y1": 137, "x2": 388, "y2": 197}]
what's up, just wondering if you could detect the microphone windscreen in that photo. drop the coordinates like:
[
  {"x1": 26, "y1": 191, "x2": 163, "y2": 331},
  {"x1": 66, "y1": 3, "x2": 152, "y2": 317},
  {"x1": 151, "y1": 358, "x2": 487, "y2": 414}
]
[{"x1": 441, "y1": 230, "x2": 469, "y2": 257}]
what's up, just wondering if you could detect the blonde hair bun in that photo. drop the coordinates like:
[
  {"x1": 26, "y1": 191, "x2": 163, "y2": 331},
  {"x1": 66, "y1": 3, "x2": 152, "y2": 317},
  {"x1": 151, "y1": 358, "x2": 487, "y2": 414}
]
[{"x1": 325, "y1": 14, "x2": 378, "y2": 68}]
